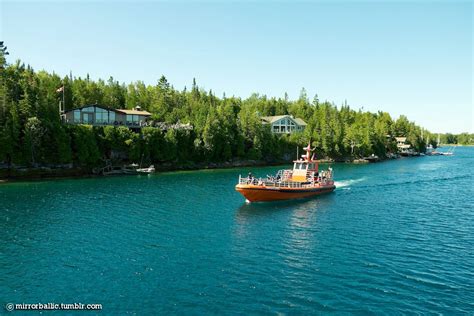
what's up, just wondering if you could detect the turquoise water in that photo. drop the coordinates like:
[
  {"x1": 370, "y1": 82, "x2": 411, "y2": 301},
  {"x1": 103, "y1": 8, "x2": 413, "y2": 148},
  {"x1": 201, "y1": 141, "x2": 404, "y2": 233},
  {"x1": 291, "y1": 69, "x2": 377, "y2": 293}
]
[{"x1": 1, "y1": 147, "x2": 473, "y2": 314}]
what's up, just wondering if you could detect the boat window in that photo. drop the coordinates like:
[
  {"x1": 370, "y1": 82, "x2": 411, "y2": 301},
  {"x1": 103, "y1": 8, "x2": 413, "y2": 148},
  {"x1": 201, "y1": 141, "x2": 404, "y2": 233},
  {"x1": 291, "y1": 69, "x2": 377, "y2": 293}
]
[{"x1": 295, "y1": 163, "x2": 306, "y2": 170}]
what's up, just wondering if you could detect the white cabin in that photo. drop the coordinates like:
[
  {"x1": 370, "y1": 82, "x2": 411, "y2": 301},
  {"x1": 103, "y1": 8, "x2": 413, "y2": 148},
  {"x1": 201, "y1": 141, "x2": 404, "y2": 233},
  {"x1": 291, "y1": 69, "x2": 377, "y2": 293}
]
[{"x1": 261, "y1": 115, "x2": 307, "y2": 134}]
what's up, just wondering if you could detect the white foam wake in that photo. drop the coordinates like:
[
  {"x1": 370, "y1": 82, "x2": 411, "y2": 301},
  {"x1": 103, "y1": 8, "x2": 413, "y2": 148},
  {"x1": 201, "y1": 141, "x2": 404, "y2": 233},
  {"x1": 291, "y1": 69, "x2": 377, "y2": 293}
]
[{"x1": 334, "y1": 177, "x2": 367, "y2": 189}]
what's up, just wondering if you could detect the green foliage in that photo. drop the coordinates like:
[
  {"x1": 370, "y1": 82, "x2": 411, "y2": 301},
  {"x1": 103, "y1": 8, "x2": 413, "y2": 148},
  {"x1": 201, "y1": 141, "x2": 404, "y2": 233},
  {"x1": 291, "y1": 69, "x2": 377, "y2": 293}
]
[
  {"x1": 68, "y1": 125, "x2": 100, "y2": 166},
  {"x1": 1, "y1": 53, "x2": 453, "y2": 171},
  {"x1": 24, "y1": 117, "x2": 45, "y2": 164},
  {"x1": 437, "y1": 133, "x2": 474, "y2": 145}
]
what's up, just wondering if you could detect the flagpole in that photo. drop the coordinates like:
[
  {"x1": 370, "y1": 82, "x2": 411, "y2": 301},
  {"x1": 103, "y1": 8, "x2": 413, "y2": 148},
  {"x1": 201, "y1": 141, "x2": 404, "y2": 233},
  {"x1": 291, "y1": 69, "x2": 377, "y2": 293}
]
[{"x1": 62, "y1": 85, "x2": 65, "y2": 112}]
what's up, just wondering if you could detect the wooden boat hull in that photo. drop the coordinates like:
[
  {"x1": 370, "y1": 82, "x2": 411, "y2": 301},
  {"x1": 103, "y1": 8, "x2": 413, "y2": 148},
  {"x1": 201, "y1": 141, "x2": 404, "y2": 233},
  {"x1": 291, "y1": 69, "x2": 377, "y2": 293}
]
[{"x1": 235, "y1": 184, "x2": 336, "y2": 202}]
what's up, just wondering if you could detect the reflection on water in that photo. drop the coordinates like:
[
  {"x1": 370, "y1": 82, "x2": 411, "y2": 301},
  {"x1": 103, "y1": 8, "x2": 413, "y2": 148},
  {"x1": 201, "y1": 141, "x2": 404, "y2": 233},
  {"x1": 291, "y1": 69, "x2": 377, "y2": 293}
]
[
  {"x1": 285, "y1": 201, "x2": 318, "y2": 257},
  {"x1": 233, "y1": 195, "x2": 335, "y2": 249},
  {"x1": 237, "y1": 199, "x2": 309, "y2": 218},
  {"x1": 235, "y1": 193, "x2": 336, "y2": 226}
]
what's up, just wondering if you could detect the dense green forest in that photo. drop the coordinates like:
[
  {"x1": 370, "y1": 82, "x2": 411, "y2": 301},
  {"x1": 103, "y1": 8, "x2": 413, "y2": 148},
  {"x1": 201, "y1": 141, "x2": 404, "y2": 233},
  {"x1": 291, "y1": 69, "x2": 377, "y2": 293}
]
[
  {"x1": 437, "y1": 133, "x2": 474, "y2": 145},
  {"x1": 1, "y1": 49, "x2": 469, "y2": 171}
]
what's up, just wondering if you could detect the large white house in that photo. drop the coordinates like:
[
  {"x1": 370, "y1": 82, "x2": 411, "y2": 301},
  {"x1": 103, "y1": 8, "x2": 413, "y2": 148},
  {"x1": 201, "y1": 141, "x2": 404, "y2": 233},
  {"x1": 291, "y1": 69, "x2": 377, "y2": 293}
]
[
  {"x1": 261, "y1": 115, "x2": 307, "y2": 134},
  {"x1": 395, "y1": 137, "x2": 410, "y2": 150},
  {"x1": 62, "y1": 104, "x2": 151, "y2": 128}
]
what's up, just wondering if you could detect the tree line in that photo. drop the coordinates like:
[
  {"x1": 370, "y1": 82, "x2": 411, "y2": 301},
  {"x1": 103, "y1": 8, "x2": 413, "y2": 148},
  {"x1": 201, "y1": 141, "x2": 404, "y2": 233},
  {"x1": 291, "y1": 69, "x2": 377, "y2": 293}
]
[
  {"x1": 1, "y1": 51, "x2": 455, "y2": 170},
  {"x1": 437, "y1": 133, "x2": 474, "y2": 145}
]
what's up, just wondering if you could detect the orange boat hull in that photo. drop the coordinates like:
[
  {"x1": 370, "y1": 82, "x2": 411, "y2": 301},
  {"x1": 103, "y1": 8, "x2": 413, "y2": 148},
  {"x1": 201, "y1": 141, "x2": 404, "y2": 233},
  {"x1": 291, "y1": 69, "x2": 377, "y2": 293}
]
[{"x1": 235, "y1": 184, "x2": 336, "y2": 202}]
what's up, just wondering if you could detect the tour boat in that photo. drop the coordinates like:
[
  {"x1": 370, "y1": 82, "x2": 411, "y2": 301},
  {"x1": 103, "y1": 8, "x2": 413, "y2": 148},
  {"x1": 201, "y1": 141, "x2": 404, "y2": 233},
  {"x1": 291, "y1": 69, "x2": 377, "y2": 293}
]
[{"x1": 235, "y1": 143, "x2": 336, "y2": 202}]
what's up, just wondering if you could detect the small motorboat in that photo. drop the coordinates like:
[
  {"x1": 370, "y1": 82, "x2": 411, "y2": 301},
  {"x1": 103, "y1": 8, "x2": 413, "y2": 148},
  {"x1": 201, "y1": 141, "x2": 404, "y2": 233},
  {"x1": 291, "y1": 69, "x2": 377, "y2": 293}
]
[
  {"x1": 137, "y1": 165, "x2": 155, "y2": 174},
  {"x1": 235, "y1": 142, "x2": 336, "y2": 202}
]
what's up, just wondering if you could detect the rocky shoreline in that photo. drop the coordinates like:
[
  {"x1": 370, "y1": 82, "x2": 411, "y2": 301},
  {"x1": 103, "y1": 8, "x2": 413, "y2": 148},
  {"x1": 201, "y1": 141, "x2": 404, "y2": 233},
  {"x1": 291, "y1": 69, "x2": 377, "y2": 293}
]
[
  {"x1": 0, "y1": 159, "x2": 286, "y2": 182},
  {"x1": 0, "y1": 154, "x2": 403, "y2": 182}
]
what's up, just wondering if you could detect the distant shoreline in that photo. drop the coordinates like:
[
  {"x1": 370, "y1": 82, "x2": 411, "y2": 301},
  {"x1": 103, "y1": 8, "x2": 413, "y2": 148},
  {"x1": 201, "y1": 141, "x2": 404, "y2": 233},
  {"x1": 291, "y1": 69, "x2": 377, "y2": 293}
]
[
  {"x1": 0, "y1": 155, "x2": 399, "y2": 183},
  {"x1": 5, "y1": 145, "x2": 472, "y2": 183},
  {"x1": 439, "y1": 144, "x2": 473, "y2": 147}
]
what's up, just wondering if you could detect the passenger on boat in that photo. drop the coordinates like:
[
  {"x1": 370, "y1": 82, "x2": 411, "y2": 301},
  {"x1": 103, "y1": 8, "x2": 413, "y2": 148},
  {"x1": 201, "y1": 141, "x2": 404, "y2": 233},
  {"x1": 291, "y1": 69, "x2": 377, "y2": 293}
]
[{"x1": 247, "y1": 172, "x2": 253, "y2": 184}]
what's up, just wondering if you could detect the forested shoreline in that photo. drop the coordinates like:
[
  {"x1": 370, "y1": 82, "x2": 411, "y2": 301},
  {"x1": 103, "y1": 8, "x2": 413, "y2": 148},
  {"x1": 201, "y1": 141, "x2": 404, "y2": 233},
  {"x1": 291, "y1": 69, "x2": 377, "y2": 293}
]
[
  {"x1": 436, "y1": 133, "x2": 474, "y2": 146},
  {"x1": 1, "y1": 51, "x2": 473, "y2": 179}
]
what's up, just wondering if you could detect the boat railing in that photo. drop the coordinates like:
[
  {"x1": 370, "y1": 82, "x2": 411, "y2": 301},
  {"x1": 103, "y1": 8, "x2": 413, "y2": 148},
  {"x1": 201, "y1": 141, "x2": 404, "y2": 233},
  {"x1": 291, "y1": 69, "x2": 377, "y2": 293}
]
[
  {"x1": 238, "y1": 175, "x2": 315, "y2": 188},
  {"x1": 275, "y1": 169, "x2": 288, "y2": 180}
]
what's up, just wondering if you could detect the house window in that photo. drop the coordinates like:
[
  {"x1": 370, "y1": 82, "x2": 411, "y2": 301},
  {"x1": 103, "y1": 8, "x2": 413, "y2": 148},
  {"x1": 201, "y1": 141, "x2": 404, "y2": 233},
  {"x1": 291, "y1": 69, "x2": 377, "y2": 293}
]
[
  {"x1": 83, "y1": 113, "x2": 93, "y2": 124},
  {"x1": 82, "y1": 107, "x2": 95, "y2": 112},
  {"x1": 95, "y1": 108, "x2": 108, "y2": 123},
  {"x1": 109, "y1": 111, "x2": 115, "y2": 123},
  {"x1": 73, "y1": 110, "x2": 81, "y2": 123},
  {"x1": 126, "y1": 114, "x2": 140, "y2": 124}
]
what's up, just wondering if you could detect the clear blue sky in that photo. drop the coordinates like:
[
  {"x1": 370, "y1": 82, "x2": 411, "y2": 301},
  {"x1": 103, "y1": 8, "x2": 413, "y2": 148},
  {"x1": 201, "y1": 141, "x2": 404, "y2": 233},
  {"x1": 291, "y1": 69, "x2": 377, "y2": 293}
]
[{"x1": 1, "y1": 1, "x2": 472, "y2": 133}]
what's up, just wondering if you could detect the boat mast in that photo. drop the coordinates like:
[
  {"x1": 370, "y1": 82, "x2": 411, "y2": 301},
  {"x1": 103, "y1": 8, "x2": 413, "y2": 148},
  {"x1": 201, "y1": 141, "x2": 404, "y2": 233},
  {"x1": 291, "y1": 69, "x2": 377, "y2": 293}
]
[{"x1": 304, "y1": 141, "x2": 312, "y2": 161}]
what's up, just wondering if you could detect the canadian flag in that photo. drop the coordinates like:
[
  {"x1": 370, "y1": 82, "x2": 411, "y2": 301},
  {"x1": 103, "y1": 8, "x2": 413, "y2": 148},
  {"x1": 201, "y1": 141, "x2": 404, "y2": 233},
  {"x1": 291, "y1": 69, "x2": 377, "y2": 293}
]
[{"x1": 56, "y1": 86, "x2": 64, "y2": 93}]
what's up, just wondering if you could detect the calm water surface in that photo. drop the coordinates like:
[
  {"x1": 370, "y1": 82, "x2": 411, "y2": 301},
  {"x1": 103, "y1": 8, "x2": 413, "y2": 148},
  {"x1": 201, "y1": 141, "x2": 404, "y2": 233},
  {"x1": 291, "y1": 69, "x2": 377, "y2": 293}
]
[{"x1": 1, "y1": 147, "x2": 473, "y2": 314}]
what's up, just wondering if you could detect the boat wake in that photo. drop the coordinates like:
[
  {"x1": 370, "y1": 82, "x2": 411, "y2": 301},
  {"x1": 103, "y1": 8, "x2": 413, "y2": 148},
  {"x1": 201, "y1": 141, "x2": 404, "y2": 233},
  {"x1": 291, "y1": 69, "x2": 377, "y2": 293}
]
[
  {"x1": 363, "y1": 173, "x2": 472, "y2": 190},
  {"x1": 335, "y1": 177, "x2": 367, "y2": 189}
]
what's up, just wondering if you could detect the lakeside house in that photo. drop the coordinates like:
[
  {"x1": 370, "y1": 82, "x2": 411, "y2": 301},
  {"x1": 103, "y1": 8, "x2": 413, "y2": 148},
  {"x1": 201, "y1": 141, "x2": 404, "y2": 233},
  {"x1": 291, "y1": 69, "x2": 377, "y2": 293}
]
[
  {"x1": 62, "y1": 104, "x2": 152, "y2": 128},
  {"x1": 395, "y1": 136, "x2": 419, "y2": 156},
  {"x1": 395, "y1": 137, "x2": 410, "y2": 151},
  {"x1": 261, "y1": 115, "x2": 307, "y2": 134}
]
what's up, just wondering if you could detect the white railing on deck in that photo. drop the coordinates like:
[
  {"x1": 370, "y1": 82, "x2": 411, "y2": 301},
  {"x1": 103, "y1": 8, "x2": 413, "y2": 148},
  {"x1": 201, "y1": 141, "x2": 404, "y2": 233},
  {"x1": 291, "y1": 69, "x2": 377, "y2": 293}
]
[{"x1": 238, "y1": 175, "x2": 314, "y2": 188}]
